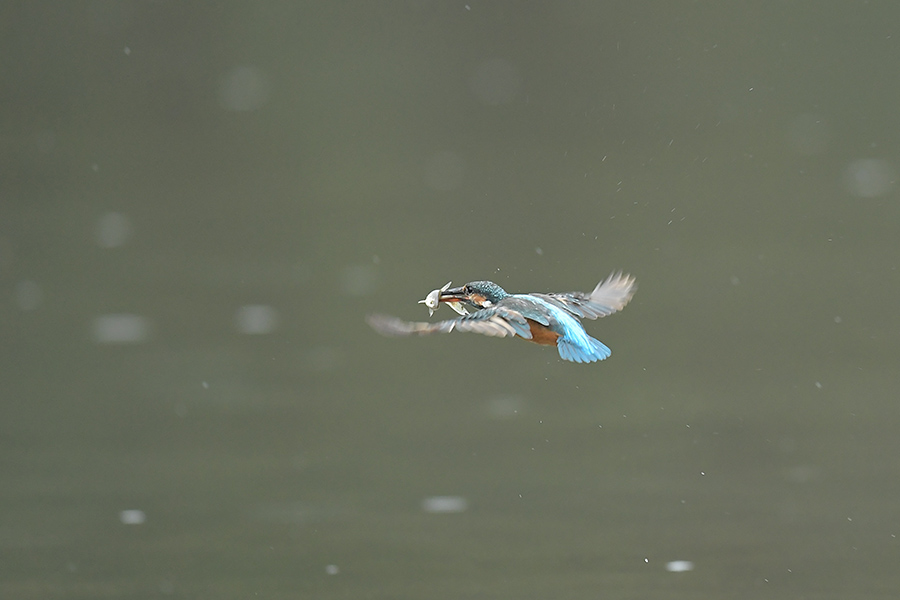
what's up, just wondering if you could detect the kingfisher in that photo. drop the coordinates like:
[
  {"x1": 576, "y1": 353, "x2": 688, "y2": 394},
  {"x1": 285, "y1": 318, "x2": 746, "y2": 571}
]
[{"x1": 367, "y1": 271, "x2": 636, "y2": 363}]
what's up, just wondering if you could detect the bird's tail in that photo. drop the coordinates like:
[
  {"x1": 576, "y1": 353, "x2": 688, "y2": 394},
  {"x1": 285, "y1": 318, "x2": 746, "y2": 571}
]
[{"x1": 557, "y1": 335, "x2": 611, "y2": 363}]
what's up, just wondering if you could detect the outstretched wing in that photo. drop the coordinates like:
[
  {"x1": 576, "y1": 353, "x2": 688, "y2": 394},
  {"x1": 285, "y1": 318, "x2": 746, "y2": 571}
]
[
  {"x1": 532, "y1": 271, "x2": 636, "y2": 320},
  {"x1": 367, "y1": 305, "x2": 533, "y2": 339}
]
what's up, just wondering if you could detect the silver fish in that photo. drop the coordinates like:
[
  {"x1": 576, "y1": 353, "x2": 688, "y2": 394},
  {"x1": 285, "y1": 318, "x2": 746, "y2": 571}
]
[{"x1": 418, "y1": 282, "x2": 468, "y2": 316}]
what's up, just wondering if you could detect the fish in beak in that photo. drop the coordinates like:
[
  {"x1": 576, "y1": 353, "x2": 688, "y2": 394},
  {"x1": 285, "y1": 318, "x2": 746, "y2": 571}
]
[{"x1": 418, "y1": 282, "x2": 469, "y2": 316}]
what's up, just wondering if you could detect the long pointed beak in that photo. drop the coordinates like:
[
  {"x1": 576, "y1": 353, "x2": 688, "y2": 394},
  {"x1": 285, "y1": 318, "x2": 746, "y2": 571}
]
[
  {"x1": 437, "y1": 285, "x2": 471, "y2": 315},
  {"x1": 438, "y1": 286, "x2": 468, "y2": 303}
]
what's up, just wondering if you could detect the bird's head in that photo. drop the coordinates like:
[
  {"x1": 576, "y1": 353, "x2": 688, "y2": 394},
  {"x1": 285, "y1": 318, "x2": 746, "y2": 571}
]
[{"x1": 439, "y1": 280, "x2": 509, "y2": 308}]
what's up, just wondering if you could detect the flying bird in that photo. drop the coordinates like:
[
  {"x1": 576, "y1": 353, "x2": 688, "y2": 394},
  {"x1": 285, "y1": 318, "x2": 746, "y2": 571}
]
[{"x1": 367, "y1": 271, "x2": 636, "y2": 363}]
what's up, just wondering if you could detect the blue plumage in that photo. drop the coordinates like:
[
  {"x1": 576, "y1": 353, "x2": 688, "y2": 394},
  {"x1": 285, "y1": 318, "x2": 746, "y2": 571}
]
[
  {"x1": 511, "y1": 294, "x2": 611, "y2": 363},
  {"x1": 367, "y1": 272, "x2": 636, "y2": 364}
]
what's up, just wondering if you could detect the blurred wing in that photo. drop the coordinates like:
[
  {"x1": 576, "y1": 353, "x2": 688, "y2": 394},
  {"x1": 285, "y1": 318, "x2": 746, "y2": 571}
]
[
  {"x1": 533, "y1": 271, "x2": 636, "y2": 320},
  {"x1": 367, "y1": 306, "x2": 533, "y2": 339}
]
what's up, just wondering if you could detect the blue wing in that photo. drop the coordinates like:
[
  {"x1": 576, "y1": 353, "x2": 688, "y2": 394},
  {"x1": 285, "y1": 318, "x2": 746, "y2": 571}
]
[
  {"x1": 532, "y1": 271, "x2": 636, "y2": 320},
  {"x1": 367, "y1": 305, "x2": 534, "y2": 340}
]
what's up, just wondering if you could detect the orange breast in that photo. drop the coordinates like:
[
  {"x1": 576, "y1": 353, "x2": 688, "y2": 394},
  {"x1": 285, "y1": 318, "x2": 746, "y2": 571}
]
[
  {"x1": 469, "y1": 293, "x2": 488, "y2": 307},
  {"x1": 526, "y1": 319, "x2": 560, "y2": 346}
]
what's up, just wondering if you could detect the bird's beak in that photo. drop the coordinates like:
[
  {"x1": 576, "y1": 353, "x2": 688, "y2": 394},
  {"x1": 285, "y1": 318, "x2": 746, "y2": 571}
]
[
  {"x1": 438, "y1": 286, "x2": 471, "y2": 315},
  {"x1": 438, "y1": 286, "x2": 468, "y2": 303}
]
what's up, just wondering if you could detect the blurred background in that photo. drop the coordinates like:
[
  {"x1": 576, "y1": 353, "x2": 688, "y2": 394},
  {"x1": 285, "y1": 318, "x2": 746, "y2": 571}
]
[{"x1": 3, "y1": 2, "x2": 900, "y2": 598}]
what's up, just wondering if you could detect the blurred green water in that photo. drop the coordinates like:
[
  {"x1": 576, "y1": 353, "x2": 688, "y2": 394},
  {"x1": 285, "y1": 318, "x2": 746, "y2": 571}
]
[{"x1": 2, "y1": 2, "x2": 900, "y2": 598}]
